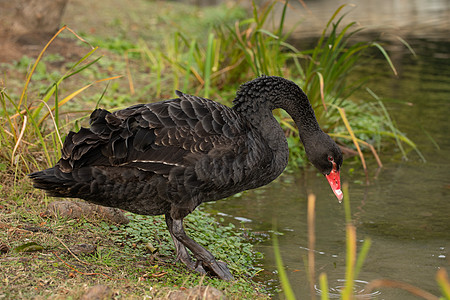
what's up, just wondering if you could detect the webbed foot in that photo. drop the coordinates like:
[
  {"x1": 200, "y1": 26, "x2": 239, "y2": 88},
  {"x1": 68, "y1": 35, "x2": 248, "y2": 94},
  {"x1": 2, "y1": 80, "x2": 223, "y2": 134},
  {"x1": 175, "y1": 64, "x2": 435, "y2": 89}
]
[
  {"x1": 199, "y1": 259, "x2": 234, "y2": 280},
  {"x1": 165, "y1": 213, "x2": 234, "y2": 280}
]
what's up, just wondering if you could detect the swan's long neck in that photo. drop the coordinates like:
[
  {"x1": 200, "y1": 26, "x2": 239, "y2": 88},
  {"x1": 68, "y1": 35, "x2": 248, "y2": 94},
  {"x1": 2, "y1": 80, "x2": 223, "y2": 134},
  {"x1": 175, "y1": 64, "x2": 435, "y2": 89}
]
[
  {"x1": 232, "y1": 76, "x2": 323, "y2": 149},
  {"x1": 278, "y1": 94, "x2": 323, "y2": 146}
]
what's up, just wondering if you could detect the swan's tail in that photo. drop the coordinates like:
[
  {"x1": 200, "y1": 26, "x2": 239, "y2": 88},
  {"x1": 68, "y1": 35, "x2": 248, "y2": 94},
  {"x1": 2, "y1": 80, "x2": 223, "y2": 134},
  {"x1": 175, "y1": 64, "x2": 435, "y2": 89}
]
[{"x1": 28, "y1": 167, "x2": 77, "y2": 198}]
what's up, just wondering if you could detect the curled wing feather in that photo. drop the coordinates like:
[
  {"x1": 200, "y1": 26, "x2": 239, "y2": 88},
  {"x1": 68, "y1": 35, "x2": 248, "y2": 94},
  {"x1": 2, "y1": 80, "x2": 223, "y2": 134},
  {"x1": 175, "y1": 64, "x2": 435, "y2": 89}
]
[{"x1": 58, "y1": 92, "x2": 248, "y2": 182}]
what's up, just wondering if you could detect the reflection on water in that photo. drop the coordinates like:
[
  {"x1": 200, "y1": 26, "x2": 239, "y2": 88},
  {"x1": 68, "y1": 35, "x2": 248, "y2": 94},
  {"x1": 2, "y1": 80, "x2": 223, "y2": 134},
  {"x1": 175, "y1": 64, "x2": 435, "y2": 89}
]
[
  {"x1": 276, "y1": 0, "x2": 450, "y2": 38},
  {"x1": 207, "y1": 35, "x2": 450, "y2": 298}
]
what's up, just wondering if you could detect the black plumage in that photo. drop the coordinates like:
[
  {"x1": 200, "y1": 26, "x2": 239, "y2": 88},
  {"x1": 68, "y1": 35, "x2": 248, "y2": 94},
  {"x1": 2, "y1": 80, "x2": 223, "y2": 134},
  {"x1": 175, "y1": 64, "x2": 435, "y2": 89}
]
[{"x1": 29, "y1": 76, "x2": 343, "y2": 280}]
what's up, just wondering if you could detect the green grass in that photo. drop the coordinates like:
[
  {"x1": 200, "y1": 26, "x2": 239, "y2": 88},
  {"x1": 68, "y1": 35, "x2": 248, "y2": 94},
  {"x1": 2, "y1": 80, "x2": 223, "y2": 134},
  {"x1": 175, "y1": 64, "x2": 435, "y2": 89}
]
[
  {"x1": 0, "y1": 178, "x2": 268, "y2": 299},
  {"x1": 106, "y1": 210, "x2": 263, "y2": 279}
]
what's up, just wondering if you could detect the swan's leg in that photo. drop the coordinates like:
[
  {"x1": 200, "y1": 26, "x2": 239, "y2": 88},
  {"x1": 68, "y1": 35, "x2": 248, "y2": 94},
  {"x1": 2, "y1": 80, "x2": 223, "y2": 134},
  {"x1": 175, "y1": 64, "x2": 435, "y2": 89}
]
[
  {"x1": 165, "y1": 213, "x2": 206, "y2": 274},
  {"x1": 165, "y1": 213, "x2": 234, "y2": 280}
]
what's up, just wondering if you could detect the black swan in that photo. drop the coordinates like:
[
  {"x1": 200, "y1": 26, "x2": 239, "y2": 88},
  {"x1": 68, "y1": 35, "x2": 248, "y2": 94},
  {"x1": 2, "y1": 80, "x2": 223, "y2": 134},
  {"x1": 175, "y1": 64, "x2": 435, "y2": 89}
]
[{"x1": 29, "y1": 76, "x2": 343, "y2": 280}]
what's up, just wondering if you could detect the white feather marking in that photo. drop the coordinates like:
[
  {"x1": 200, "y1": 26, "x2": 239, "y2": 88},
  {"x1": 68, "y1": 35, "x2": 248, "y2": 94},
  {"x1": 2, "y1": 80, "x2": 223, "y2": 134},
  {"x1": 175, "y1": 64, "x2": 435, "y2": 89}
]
[{"x1": 120, "y1": 159, "x2": 184, "y2": 167}]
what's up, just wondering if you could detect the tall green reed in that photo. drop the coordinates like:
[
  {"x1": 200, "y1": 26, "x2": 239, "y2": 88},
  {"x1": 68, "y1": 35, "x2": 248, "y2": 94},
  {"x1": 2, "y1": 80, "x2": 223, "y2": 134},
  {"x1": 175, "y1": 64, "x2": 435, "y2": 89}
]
[
  {"x1": 273, "y1": 184, "x2": 372, "y2": 300},
  {"x1": 299, "y1": 4, "x2": 398, "y2": 119},
  {"x1": 0, "y1": 26, "x2": 118, "y2": 174},
  {"x1": 124, "y1": 1, "x2": 419, "y2": 169},
  {"x1": 273, "y1": 184, "x2": 448, "y2": 299},
  {"x1": 126, "y1": 0, "x2": 294, "y2": 98}
]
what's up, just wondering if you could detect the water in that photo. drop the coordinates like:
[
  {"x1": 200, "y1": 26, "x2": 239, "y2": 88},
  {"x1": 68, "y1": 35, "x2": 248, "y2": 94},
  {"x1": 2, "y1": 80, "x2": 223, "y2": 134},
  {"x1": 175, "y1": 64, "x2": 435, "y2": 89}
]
[
  {"x1": 315, "y1": 279, "x2": 382, "y2": 299},
  {"x1": 206, "y1": 36, "x2": 450, "y2": 298},
  {"x1": 278, "y1": 0, "x2": 450, "y2": 38}
]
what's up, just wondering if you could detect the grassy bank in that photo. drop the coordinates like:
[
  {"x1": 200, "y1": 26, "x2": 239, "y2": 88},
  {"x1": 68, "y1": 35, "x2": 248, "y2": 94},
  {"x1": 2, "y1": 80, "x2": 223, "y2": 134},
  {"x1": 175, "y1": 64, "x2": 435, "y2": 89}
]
[
  {"x1": 0, "y1": 181, "x2": 267, "y2": 298},
  {"x1": 0, "y1": 0, "x2": 422, "y2": 299}
]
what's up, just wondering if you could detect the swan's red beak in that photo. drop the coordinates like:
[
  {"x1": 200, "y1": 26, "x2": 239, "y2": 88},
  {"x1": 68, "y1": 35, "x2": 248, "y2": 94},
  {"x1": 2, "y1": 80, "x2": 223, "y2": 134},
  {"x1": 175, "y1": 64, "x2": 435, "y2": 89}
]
[{"x1": 325, "y1": 165, "x2": 343, "y2": 203}]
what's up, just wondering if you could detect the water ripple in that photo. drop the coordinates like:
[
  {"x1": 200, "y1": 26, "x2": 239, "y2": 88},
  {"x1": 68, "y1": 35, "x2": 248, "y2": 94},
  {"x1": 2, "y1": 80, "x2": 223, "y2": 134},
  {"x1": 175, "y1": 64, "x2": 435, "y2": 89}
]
[{"x1": 315, "y1": 279, "x2": 382, "y2": 299}]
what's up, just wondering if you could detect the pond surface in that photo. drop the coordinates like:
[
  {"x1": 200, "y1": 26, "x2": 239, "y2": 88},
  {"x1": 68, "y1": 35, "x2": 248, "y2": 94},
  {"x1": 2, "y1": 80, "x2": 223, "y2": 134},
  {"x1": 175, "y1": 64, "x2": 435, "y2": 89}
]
[{"x1": 206, "y1": 36, "x2": 450, "y2": 298}]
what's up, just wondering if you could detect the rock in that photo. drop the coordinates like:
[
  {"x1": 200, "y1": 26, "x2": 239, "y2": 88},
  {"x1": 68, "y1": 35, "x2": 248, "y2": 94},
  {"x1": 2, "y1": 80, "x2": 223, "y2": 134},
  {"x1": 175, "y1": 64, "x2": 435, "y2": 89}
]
[
  {"x1": 167, "y1": 286, "x2": 226, "y2": 300},
  {"x1": 43, "y1": 201, "x2": 129, "y2": 224},
  {"x1": 68, "y1": 243, "x2": 96, "y2": 256},
  {"x1": 80, "y1": 285, "x2": 113, "y2": 300}
]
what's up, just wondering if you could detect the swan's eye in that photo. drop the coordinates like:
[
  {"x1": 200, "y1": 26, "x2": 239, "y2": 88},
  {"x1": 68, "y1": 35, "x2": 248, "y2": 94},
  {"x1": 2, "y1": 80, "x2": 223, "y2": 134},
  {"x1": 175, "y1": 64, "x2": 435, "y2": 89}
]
[{"x1": 327, "y1": 156, "x2": 334, "y2": 162}]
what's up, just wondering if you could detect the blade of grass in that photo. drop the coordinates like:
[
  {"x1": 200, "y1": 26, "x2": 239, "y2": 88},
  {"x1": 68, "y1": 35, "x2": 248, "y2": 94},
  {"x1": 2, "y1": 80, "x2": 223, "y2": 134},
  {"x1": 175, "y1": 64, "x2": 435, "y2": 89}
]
[
  {"x1": 38, "y1": 100, "x2": 63, "y2": 147},
  {"x1": 342, "y1": 224, "x2": 356, "y2": 299},
  {"x1": 330, "y1": 133, "x2": 383, "y2": 168},
  {"x1": 337, "y1": 107, "x2": 368, "y2": 182},
  {"x1": 19, "y1": 26, "x2": 67, "y2": 108},
  {"x1": 420, "y1": 125, "x2": 440, "y2": 150},
  {"x1": 316, "y1": 72, "x2": 326, "y2": 112},
  {"x1": 371, "y1": 42, "x2": 398, "y2": 76},
  {"x1": 0, "y1": 90, "x2": 18, "y2": 142},
  {"x1": 37, "y1": 75, "x2": 121, "y2": 126},
  {"x1": 62, "y1": 48, "x2": 100, "y2": 79},
  {"x1": 95, "y1": 82, "x2": 110, "y2": 110},
  {"x1": 319, "y1": 273, "x2": 329, "y2": 300},
  {"x1": 366, "y1": 87, "x2": 426, "y2": 162},
  {"x1": 273, "y1": 228, "x2": 296, "y2": 300},
  {"x1": 156, "y1": 51, "x2": 163, "y2": 97},
  {"x1": 277, "y1": 0, "x2": 288, "y2": 37},
  {"x1": 11, "y1": 115, "x2": 27, "y2": 165},
  {"x1": 32, "y1": 48, "x2": 101, "y2": 121},
  {"x1": 204, "y1": 32, "x2": 215, "y2": 98},
  {"x1": 341, "y1": 182, "x2": 356, "y2": 300},
  {"x1": 19, "y1": 26, "x2": 95, "y2": 110},
  {"x1": 354, "y1": 238, "x2": 371, "y2": 279},
  {"x1": 308, "y1": 193, "x2": 316, "y2": 300},
  {"x1": 54, "y1": 83, "x2": 59, "y2": 137},
  {"x1": 396, "y1": 36, "x2": 417, "y2": 57},
  {"x1": 436, "y1": 269, "x2": 450, "y2": 299},
  {"x1": 306, "y1": 3, "x2": 348, "y2": 78},
  {"x1": 24, "y1": 106, "x2": 52, "y2": 167},
  {"x1": 125, "y1": 49, "x2": 139, "y2": 95},
  {"x1": 253, "y1": 0, "x2": 275, "y2": 30},
  {"x1": 183, "y1": 40, "x2": 197, "y2": 92}
]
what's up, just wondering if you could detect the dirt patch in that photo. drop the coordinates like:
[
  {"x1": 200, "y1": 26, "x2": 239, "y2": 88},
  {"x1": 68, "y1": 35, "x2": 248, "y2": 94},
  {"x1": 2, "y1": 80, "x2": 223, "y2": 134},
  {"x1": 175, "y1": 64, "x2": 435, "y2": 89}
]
[
  {"x1": 166, "y1": 286, "x2": 226, "y2": 300},
  {"x1": 80, "y1": 284, "x2": 114, "y2": 300},
  {"x1": 43, "y1": 200, "x2": 130, "y2": 225},
  {"x1": 0, "y1": 33, "x2": 90, "y2": 64}
]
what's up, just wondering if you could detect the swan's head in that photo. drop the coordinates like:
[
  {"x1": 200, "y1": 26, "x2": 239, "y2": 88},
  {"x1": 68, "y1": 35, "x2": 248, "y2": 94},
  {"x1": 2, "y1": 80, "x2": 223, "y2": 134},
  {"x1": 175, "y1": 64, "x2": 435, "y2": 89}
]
[{"x1": 305, "y1": 131, "x2": 344, "y2": 202}]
